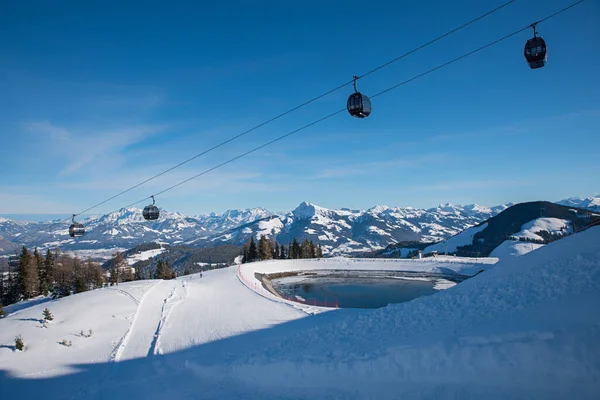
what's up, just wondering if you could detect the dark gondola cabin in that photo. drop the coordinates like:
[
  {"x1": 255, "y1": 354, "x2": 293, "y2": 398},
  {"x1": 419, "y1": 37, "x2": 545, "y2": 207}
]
[
  {"x1": 143, "y1": 196, "x2": 160, "y2": 221},
  {"x1": 347, "y1": 75, "x2": 372, "y2": 118},
  {"x1": 524, "y1": 24, "x2": 547, "y2": 69},
  {"x1": 69, "y1": 214, "x2": 85, "y2": 238}
]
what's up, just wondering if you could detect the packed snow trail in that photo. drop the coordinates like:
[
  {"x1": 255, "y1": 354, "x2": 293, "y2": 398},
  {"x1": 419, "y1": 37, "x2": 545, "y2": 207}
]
[
  {"x1": 116, "y1": 280, "x2": 182, "y2": 361},
  {"x1": 158, "y1": 266, "x2": 306, "y2": 354}
]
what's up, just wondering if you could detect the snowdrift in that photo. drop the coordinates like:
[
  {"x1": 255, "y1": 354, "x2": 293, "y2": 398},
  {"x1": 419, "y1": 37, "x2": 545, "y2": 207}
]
[
  {"x1": 1, "y1": 227, "x2": 599, "y2": 399},
  {"x1": 189, "y1": 227, "x2": 600, "y2": 399}
]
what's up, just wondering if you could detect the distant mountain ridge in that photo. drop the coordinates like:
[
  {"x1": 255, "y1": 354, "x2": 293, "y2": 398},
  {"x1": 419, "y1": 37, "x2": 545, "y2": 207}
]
[
  {"x1": 0, "y1": 196, "x2": 598, "y2": 257},
  {"x1": 556, "y1": 196, "x2": 600, "y2": 213}
]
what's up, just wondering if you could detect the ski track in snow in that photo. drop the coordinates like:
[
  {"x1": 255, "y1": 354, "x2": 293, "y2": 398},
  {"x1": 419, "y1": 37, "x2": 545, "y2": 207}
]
[
  {"x1": 115, "y1": 280, "x2": 178, "y2": 362},
  {"x1": 104, "y1": 287, "x2": 141, "y2": 306}
]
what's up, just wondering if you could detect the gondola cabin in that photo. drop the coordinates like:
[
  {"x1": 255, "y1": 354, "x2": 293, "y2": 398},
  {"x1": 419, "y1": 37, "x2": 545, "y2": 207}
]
[
  {"x1": 69, "y1": 222, "x2": 85, "y2": 237},
  {"x1": 524, "y1": 24, "x2": 547, "y2": 70},
  {"x1": 347, "y1": 75, "x2": 372, "y2": 118},
  {"x1": 524, "y1": 37, "x2": 547, "y2": 69},
  {"x1": 143, "y1": 205, "x2": 160, "y2": 220},
  {"x1": 69, "y1": 214, "x2": 85, "y2": 238},
  {"x1": 347, "y1": 92, "x2": 372, "y2": 118},
  {"x1": 143, "y1": 196, "x2": 160, "y2": 221}
]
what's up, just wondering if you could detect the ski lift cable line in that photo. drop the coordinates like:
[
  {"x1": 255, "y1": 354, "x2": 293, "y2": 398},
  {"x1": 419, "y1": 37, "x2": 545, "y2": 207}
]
[
  {"x1": 71, "y1": 0, "x2": 518, "y2": 218},
  {"x1": 7, "y1": 0, "x2": 586, "y2": 247},
  {"x1": 113, "y1": 0, "x2": 588, "y2": 212}
]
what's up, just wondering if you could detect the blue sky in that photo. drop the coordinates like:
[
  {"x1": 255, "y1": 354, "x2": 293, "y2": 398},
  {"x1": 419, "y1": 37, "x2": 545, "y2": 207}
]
[{"x1": 1, "y1": 0, "x2": 599, "y2": 216}]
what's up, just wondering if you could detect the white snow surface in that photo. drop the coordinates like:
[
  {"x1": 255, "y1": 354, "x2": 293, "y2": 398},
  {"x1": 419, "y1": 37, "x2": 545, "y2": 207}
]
[
  {"x1": 511, "y1": 217, "x2": 572, "y2": 241},
  {"x1": 424, "y1": 222, "x2": 488, "y2": 254},
  {"x1": 126, "y1": 247, "x2": 165, "y2": 265},
  {"x1": 1, "y1": 228, "x2": 599, "y2": 399},
  {"x1": 489, "y1": 240, "x2": 545, "y2": 258}
]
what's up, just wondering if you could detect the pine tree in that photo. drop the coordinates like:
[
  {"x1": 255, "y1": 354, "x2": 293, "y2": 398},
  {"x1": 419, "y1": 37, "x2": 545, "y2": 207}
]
[
  {"x1": 16, "y1": 246, "x2": 31, "y2": 300},
  {"x1": 154, "y1": 260, "x2": 165, "y2": 279},
  {"x1": 109, "y1": 252, "x2": 126, "y2": 286},
  {"x1": 134, "y1": 266, "x2": 143, "y2": 281},
  {"x1": 301, "y1": 239, "x2": 311, "y2": 259},
  {"x1": 291, "y1": 238, "x2": 300, "y2": 259},
  {"x1": 5, "y1": 266, "x2": 19, "y2": 305},
  {"x1": 33, "y1": 248, "x2": 46, "y2": 295},
  {"x1": 44, "y1": 249, "x2": 55, "y2": 295},
  {"x1": 73, "y1": 257, "x2": 87, "y2": 293},
  {"x1": 0, "y1": 258, "x2": 6, "y2": 306},
  {"x1": 53, "y1": 255, "x2": 73, "y2": 298},
  {"x1": 279, "y1": 244, "x2": 286, "y2": 260},
  {"x1": 257, "y1": 236, "x2": 266, "y2": 261},
  {"x1": 0, "y1": 304, "x2": 4, "y2": 318},
  {"x1": 309, "y1": 241, "x2": 316, "y2": 258},
  {"x1": 316, "y1": 244, "x2": 323, "y2": 258},
  {"x1": 43, "y1": 307, "x2": 54, "y2": 321},
  {"x1": 274, "y1": 242, "x2": 279, "y2": 260},
  {"x1": 288, "y1": 241, "x2": 293, "y2": 259},
  {"x1": 258, "y1": 235, "x2": 273, "y2": 261},
  {"x1": 85, "y1": 258, "x2": 104, "y2": 289},
  {"x1": 247, "y1": 237, "x2": 257, "y2": 263},
  {"x1": 22, "y1": 257, "x2": 40, "y2": 299}
]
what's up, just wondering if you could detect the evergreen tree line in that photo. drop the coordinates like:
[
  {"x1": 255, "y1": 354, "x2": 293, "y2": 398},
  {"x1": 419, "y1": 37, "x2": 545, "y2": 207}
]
[
  {"x1": 1, "y1": 246, "x2": 105, "y2": 307},
  {"x1": 241, "y1": 236, "x2": 323, "y2": 264}
]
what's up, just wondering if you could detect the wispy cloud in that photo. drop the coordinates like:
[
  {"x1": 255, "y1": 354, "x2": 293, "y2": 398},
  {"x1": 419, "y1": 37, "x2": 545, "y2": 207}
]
[{"x1": 24, "y1": 121, "x2": 168, "y2": 175}]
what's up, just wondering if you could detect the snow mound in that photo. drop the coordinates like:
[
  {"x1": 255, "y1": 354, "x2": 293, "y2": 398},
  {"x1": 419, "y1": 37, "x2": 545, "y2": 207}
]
[
  {"x1": 489, "y1": 240, "x2": 545, "y2": 258},
  {"x1": 206, "y1": 227, "x2": 600, "y2": 399}
]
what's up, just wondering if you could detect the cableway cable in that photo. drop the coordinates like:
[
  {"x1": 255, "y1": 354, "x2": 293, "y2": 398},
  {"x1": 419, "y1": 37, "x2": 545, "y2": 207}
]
[
  {"x1": 71, "y1": 0, "x2": 519, "y2": 218},
  {"x1": 7, "y1": 0, "x2": 587, "y2": 248},
  {"x1": 108, "y1": 0, "x2": 589, "y2": 212}
]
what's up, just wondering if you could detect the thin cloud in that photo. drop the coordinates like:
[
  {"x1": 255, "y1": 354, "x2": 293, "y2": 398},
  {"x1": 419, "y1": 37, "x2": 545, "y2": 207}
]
[{"x1": 24, "y1": 121, "x2": 168, "y2": 175}]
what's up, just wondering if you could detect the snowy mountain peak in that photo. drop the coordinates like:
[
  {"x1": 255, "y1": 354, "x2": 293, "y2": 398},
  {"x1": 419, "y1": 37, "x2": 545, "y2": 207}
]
[
  {"x1": 428, "y1": 203, "x2": 462, "y2": 214},
  {"x1": 292, "y1": 202, "x2": 329, "y2": 220},
  {"x1": 367, "y1": 205, "x2": 390, "y2": 214},
  {"x1": 557, "y1": 196, "x2": 600, "y2": 212}
]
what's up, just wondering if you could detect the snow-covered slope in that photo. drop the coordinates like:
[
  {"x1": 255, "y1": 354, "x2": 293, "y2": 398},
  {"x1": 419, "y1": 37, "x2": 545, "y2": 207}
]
[
  {"x1": 125, "y1": 247, "x2": 166, "y2": 266},
  {"x1": 511, "y1": 217, "x2": 572, "y2": 241},
  {"x1": 2, "y1": 227, "x2": 599, "y2": 399},
  {"x1": 423, "y1": 222, "x2": 488, "y2": 254},
  {"x1": 489, "y1": 240, "x2": 545, "y2": 258},
  {"x1": 0, "y1": 280, "x2": 157, "y2": 377}
]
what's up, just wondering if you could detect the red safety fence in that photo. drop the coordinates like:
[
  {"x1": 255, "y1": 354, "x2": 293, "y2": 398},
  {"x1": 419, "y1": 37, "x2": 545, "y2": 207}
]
[{"x1": 236, "y1": 264, "x2": 338, "y2": 309}]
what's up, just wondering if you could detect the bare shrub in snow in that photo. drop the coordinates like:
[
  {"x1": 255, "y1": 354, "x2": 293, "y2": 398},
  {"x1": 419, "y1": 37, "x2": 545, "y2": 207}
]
[
  {"x1": 15, "y1": 335, "x2": 24, "y2": 351},
  {"x1": 79, "y1": 329, "x2": 93, "y2": 338}
]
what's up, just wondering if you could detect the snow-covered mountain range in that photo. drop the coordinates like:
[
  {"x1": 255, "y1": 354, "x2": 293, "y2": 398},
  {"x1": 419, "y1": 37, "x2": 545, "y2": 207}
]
[
  {"x1": 557, "y1": 196, "x2": 600, "y2": 212},
  {"x1": 0, "y1": 196, "x2": 597, "y2": 257}
]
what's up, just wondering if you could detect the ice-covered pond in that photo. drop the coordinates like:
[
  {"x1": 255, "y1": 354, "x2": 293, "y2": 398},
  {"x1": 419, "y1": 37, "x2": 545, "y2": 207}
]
[{"x1": 270, "y1": 274, "x2": 459, "y2": 309}]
